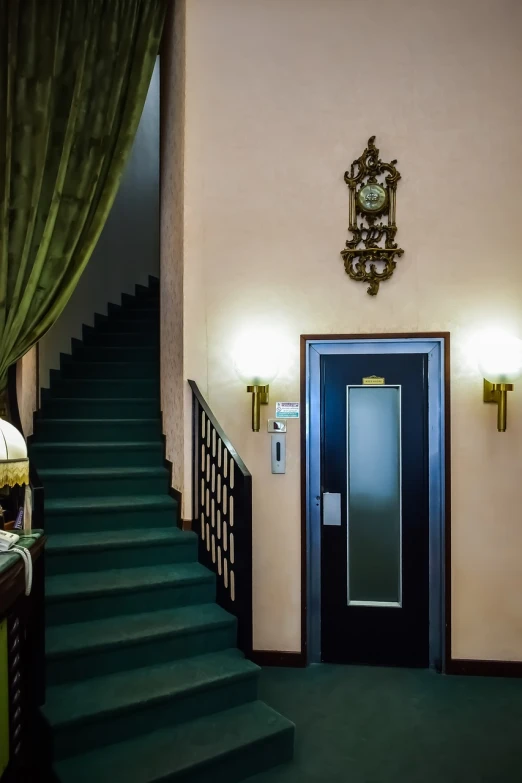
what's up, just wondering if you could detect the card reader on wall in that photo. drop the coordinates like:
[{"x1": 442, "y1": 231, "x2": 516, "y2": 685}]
[{"x1": 271, "y1": 433, "x2": 286, "y2": 474}]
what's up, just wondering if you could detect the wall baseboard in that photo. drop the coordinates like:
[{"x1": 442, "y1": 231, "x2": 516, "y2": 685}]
[
  {"x1": 250, "y1": 652, "x2": 522, "y2": 675},
  {"x1": 250, "y1": 650, "x2": 307, "y2": 668},
  {"x1": 447, "y1": 658, "x2": 522, "y2": 678},
  {"x1": 181, "y1": 518, "x2": 192, "y2": 531}
]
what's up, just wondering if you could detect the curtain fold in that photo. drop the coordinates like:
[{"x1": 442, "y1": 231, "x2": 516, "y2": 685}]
[{"x1": 0, "y1": 0, "x2": 166, "y2": 406}]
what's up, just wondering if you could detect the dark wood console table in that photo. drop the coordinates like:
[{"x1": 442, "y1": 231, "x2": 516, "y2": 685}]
[{"x1": 0, "y1": 532, "x2": 45, "y2": 782}]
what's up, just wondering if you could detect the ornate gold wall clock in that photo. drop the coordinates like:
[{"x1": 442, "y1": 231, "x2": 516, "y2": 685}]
[{"x1": 341, "y1": 136, "x2": 404, "y2": 296}]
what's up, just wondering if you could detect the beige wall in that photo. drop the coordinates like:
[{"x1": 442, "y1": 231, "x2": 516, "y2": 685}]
[
  {"x1": 16, "y1": 348, "x2": 37, "y2": 438},
  {"x1": 160, "y1": 2, "x2": 186, "y2": 495},
  {"x1": 161, "y1": 0, "x2": 209, "y2": 508},
  {"x1": 171, "y1": 0, "x2": 522, "y2": 659}
]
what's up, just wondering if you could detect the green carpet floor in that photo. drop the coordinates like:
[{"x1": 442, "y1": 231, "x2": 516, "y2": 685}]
[
  {"x1": 250, "y1": 663, "x2": 522, "y2": 783},
  {"x1": 30, "y1": 277, "x2": 294, "y2": 782}
]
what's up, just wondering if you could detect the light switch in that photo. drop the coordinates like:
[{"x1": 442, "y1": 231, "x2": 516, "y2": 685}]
[
  {"x1": 268, "y1": 418, "x2": 287, "y2": 433},
  {"x1": 271, "y1": 433, "x2": 286, "y2": 474}
]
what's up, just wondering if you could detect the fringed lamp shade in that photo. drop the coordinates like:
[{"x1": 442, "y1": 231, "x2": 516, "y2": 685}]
[{"x1": 0, "y1": 419, "x2": 29, "y2": 488}]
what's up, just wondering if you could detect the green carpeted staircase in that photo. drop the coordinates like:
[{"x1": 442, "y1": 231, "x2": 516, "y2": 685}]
[{"x1": 30, "y1": 277, "x2": 294, "y2": 782}]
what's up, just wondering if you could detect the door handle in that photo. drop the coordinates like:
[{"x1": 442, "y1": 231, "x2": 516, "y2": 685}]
[{"x1": 322, "y1": 492, "x2": 341, "y2": 526}]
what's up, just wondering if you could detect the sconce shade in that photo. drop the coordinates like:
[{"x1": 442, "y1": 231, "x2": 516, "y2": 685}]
[
  {"x1": 0, "y1": 418, "x2": 29, "y2": 487},
  {"x1": 477, "y1": 333, "x2": 522, "y2": 383},
  {"x1": 233, "y1": 331, "x2": 279, "y2": 385}
]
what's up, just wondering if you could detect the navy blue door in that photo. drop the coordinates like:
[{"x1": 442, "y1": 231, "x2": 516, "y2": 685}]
[{"x1": 321, "y1": 353, "x2": 429, "y2": 667}]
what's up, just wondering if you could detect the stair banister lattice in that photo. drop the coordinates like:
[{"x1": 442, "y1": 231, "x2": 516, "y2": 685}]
[{"x1": 189, "y1": 380, "x2": 253, "y2": 656}]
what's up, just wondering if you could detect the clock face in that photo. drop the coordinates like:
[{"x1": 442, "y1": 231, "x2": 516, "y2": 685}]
[{"x1": 358, "y1": 183, "x2": 387, "y2": 213}]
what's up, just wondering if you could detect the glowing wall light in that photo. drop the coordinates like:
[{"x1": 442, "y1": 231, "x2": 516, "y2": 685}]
[
  {"x1": 233, "y1": 329, "x2": 280, "y2": 432},
  {"x1": 476, "y1": 330, "x2": 522, "y2": 432}
]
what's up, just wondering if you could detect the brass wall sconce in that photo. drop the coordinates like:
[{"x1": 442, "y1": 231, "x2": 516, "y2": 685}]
[
  {"x1": 233, "y1": 330, "x2": 280, "y2": 432},
  {"x1": 478, "y1": 331, "x2": 522, "y2": 433},
  {"x1": 247, "y1": 385, "x2": 270, "y2": 433},
  {"x1": 483, "y1": 380, "x2": 514, "y2": 433}
]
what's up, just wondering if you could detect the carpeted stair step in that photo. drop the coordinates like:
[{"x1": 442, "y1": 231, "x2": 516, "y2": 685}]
[
  {"x1": 46, "y1": 562, "x2": 215, "y2": 626},
  {"x1": 128, "y1": 278, "x2": 158, "y2": 301},
  {"x1": 82, "y1": 330, "x2": 159, "y2": 347},
  {"x1": 96, "y1": 318, "x2": 159, "y2": 334},
  {"x1": 46, "y1": 603, "x2": 236, "y2": 685},
  {"x1": 33, "y1": 417, "x2": 161, "y2": 441},
  {"x1": 98, "y1": 304, "x2": 158, "y2": 321},
  {"x1": 44, "y1": 494, "x2": 178, "y2": 533},
  {"x1": 47, "y1": 377, "x2": 159, "y2": 398},
  {"x1": 95, "y1": 309, "x2": 158, "y2": 324},
  {"x1": 46, "y1": 526, "x2": 197, "y2": 575},
  {"x1": 29, "y1": 440, "x2": 164, "y2": 469},
  {"x1": 122, "y1": 290, "x2": 159, "y2": 307},
  {"x1": 73, "y1": 345, "x2": 159, "y2": 362},
  {"x1": 109, "y1": 297, "x2": 158, "y2": 310},
  {"x1": 54, "y1": 700, "x2": 294, "y2": 783},
  {"x1": 61, "y1": 361, "x2": 158, "y2": 379},
  {"x1": 39, "y1": 466, "x2": 170, "y2": 499},
  {"x1": 40, "y1": 397, "x2": 160, "y2": 419},
  {"x1": 110, "y1": 307, "x2": 159, "y2": 322},
  {"x1": 43, "y1": 649, "x2": 260, "y2": 760},
  {"x1": 122, "y1": 292, "x2": 159, "y2": 305},
  {"x1": 82, "y1": 326, "x2": 159, "y2": 347},
  {"x1": 134, "y1": 285, "x2": 159, "y2": 299}
]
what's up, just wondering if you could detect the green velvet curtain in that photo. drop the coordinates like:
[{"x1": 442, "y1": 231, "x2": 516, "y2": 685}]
[{"x1": 0, "y1": 0, "x2": 166, "y2": 407}]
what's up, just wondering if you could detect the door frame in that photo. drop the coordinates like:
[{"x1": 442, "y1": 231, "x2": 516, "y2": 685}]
[{"x1": 300, "y1": 333, "x2": 451, "y2": 670}]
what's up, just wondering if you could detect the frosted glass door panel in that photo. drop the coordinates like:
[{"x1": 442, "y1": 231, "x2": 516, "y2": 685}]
[{"x1": 347, "y1": 386, "x2": 402, "y2": 607}]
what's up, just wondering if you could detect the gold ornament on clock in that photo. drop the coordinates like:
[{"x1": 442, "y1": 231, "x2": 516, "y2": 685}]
[{"x1": 341, "y1": 136, "x2": 404, "y2": 296}]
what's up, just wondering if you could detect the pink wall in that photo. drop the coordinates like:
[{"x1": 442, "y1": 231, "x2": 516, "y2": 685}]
[
  {"x1": 163, "y1": 0, "x2": 522, "y2": 659},
  {"x1": 16, "y1": 348, "x2": 37, "y2": 438},
  {"x1": 160, "y1": 1, "x2": 186, "y2": 494},
  {"x1": 161, "y1": 0, "x2": 209, "y2": 505}
]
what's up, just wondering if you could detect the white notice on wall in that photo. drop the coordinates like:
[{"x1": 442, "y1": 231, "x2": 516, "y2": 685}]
[{"x1": 276, "y1": 402, "x2": 300, "y2": 419}]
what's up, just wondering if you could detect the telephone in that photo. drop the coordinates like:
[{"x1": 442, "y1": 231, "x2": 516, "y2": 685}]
[
  {"x1": 0, "y1": 531, "x2": 32, "y2": 594},
  {"x1": 0, "y1": 531, "x2": 19, "y2": 551}
]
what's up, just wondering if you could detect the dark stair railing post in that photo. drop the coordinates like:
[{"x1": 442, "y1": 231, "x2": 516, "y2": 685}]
[{"x1": 189, "y1": 380, "x2": 253, "y2": 657}]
